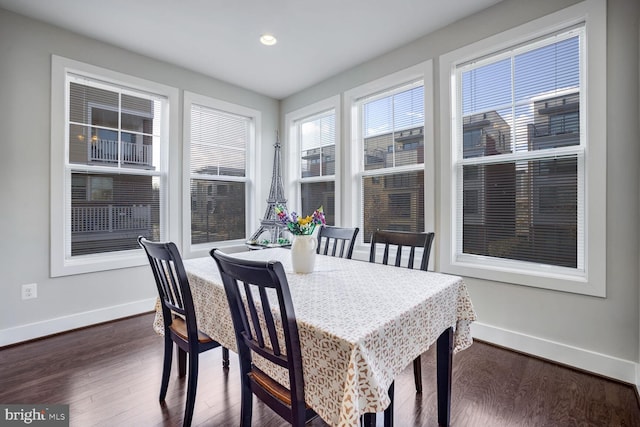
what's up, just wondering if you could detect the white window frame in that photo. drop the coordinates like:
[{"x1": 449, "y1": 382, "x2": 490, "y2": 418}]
[
  {"x1": 50, "y1": 55, "x2": 179, "y2": 277},
  {"x1": 182, "y1": 91, "x2": 260, "y2": 258},
  {"x1": 438, "y1": 0, "x2": 606, "y2": 296},
  {"x1": 284, "y1": 95, "x2": 341, "y2": 224},
  {"x1": 343, "y1": 61, "x2": 435, "y2": 256}
]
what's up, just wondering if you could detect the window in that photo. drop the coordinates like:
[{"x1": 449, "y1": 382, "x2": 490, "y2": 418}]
[
  {"x1": 285, "y1": 96, "x2": 339, "y2": 225},
  {"x1": 341, "y1": 62, "x2": 434, "y2": 254},
  {"x1": 357, "y1": 81, "x2": 425, "y2": 242},
  {"x1": 298, "y1": 110, "x2": 336, "y2": 224},
  {"x1": 439, "y1": 0, "x2": 606, "y2": 295},
  {"x1": 183, "y1": 92, "x2": 258, "y2": 255},
  {"x1": 72, "y1": 176, "x2": 114, "y2": 201},
  {"x1": 51, "y1": 56, "x2": 177, "y2": 276}
]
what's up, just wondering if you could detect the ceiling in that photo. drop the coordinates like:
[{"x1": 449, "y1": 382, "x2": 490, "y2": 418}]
[{"x1": 0, "y1": 0, "x2": 502, "y2": 99}]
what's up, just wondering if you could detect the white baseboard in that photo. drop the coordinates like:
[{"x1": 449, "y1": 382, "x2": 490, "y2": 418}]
[
  {"x1": 3, "y1": 303, "x2": 639, "y2": 392},
  {"x1": 0, "y1": 298, "x2": 157, "y2": 347},
  {"x1": 471, "y1": 321, "x2": 638, "y2": 385}
]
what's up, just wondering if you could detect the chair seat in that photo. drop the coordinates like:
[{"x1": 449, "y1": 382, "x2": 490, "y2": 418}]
[
  {"x1": 169, "y1": 317, "x2": 214, "y2": 343},
  {"x1": 249, "y1": 368, "x2": 311, "y2": 409}
]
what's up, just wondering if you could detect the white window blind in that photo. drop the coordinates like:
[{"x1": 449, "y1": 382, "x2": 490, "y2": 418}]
[
  {"x1": 455, "y1": 27, "x2": 584, "y2": 270},
  {"x1": 66, "y1": 74, "x2": 166, "y2": 257},
  {"x1": 189, "y1": 104, "x2": 250, "y2": 244},
  {"x1": 298, "y1": 110, "x2": 336, "y2": 224},
  {"x1": 358, "y1": 81, "x2": 425, "y2": 242}
]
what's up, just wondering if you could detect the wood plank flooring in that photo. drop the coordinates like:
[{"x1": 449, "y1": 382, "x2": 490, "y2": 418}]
[{"x1": 1, "y1": 313, "x2": 638, "y2": 426}]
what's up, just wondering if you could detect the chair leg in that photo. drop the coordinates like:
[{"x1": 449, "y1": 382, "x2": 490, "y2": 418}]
[
  {"x1": 413, "y1": 355, "x2": 422, "y2": 393},
  {"x1": 160, "y1": 337, "x2": 173, "y2": 401},
  {"x1": 236, "y1": 344, "x2": 253, "y2": 427},
  {"x1": 222, "y1": 346, "x2": 230, "y2": 369},
  {"x1": 183, "y1": 351, "x2": 198, "y2": 427},
  {"x1": 177, "y1": 347, "x2": 187, "y2": 377},
  {"x1": 239, "y1": 375, "x2": 253, "y2": 427}
]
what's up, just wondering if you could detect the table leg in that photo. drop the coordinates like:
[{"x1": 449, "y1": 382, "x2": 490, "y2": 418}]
[
  {"x1": 383, "y1": 381, "x2": 394, "y2": 427},
  {"x1": 222, "y1": 346, "x2": 230, "y2": 369},
  {"x1": 436, "y1": 327, "x2": 453, "y2": 427},
  {"x1": 361, "y1": 381, "x2": 394, "y2": 427},
  {"x1": 361, "y1": 413, "x2": 375, "y2": 427}
]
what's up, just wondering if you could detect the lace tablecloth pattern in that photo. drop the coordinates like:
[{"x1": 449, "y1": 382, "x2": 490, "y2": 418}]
[{"x1": 153, "y1": 248, "x2": 476, "y2": 427}]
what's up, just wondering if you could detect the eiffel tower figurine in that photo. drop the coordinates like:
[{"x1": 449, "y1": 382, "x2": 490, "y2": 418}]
[{"x1": 247, "y1": 131, "x2": 290, "y2": 247}]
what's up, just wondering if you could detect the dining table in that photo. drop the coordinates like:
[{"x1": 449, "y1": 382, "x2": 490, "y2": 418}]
[{"x1": 153, "y1": 248, "x2": 476, "y2": 427}]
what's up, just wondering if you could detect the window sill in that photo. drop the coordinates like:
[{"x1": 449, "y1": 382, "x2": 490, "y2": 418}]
[
  {"x1": 51, "y1": 249, "x2": 147, "y2": 277},
  {"x1": 441, "y1": 255, "x2": 604, "y2": 297}
]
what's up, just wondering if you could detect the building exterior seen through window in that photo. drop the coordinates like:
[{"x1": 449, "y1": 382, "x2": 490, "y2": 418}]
[
  {"x1": 458, "y1": 31, "x2": 581, "y2": 269},
  {"x1": 298, "y1": 110, "x2": 336, "y2": 225},
  {"x1": 188, "y1": 103, "x2": 250, "y2": 244},
  {"x1": 359, "y1": 83, "x2": 425, "y2": 242},
  {"x1": 67, "y1": 80, "x2": 163, "y2": 256}
]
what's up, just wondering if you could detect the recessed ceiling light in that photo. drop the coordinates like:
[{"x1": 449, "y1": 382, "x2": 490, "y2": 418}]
[{"x1": 260, "y1": 34, "x2": 277, "y2": 46}]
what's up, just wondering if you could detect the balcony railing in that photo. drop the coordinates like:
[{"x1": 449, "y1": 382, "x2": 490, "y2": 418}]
[
  {"x1": 531, "y1": 123, "x2": 579, "y2": 138},
  {"x1": 528, "y1": 124, "x2": 580, "y2": 150},
  {"x1": 88, "y1": 139, "x2": 153, "y2": 167},
  {"x1": 72, "y1": 204, "x2": 151, "y2": 233}
]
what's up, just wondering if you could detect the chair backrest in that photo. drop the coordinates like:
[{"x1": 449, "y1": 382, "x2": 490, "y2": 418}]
[
  {"x1": 210, "y1": 248, "x2": 307, "y2": 425},
  {"x1": 316, "y1": 226, "x2": 359, "y2": 259},
  {"x1": 138, "y1": 236, "x2": 199, "y2": 343},
  {"x1": 369, "y1": 230, "x2": 435, "y2": 270}
]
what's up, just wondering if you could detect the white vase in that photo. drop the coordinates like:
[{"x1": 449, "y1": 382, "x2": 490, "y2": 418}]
[{"x1": 291, "y1": 234, "x2": 317, "y2": 274}]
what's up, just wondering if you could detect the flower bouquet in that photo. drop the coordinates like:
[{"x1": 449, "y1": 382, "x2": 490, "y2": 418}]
[{"x1": 274, "y1": 205, "x2": 326, "y2": 235}]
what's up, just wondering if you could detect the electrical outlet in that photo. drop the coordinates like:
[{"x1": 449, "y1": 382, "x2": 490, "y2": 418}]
[{"x1": 22, "y1": 283, "x2": 37, "y2": 300}]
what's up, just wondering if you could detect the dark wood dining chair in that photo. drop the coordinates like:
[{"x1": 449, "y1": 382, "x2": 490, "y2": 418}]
[
  {"x1": 138, "y1": 237, "x2": 229, "y2": 427},
  {"x1": 369, "y1": 229, "x2": 435, "y2": 395},
  {"x1": 316, "y1": 226, "x2": 359, "y2": 259},
  {"x1": 210, "y1": 248, "x2": 317, "y2": 427}
]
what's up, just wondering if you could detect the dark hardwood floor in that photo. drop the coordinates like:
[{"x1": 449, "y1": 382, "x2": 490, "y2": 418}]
[{"x1": 1, "y1": 313, "x2": 638, "y2": 427}]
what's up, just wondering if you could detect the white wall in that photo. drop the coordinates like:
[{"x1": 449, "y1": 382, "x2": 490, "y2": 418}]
[
  {"x1": 281, "y1": 0, "x2": 640, "y2": 383},
  {"x1": 0, "y1": 8, "x2": 279, "y2": 344}
]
